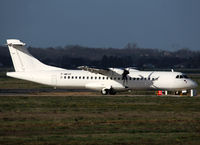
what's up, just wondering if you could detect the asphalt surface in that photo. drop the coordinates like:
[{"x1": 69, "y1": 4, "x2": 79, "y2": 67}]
[{"x1": 0, "y1": 88, "x2": 192, "y2": 97}]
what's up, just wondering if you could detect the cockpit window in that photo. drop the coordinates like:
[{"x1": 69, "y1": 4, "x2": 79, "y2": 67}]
[{"x1": 176, "y1": 75, "x2": 189, "y2": 79}]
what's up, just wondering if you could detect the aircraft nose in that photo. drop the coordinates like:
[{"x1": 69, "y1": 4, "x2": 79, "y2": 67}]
[{"x1": 183, "y1": 79, "x2": 198, "y2": 89}]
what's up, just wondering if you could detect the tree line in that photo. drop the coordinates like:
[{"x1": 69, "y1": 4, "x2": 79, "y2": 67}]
[{"x1": 0, "y1": 45, "x2": 200, "y2": 69}]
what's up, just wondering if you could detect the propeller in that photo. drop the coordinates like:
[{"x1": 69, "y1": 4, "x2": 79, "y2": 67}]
[
  {"x1": 122, "y1": 68, "x2": 130, "y2": 87},
  {"x1": 122, "y1": 68, "x2": 130, "y2": 80},
  {"x1": 148, "y1": 72, "x2": 154, "y2": 80},
  {"x1": 138, "y1": 72, "x2": 160, "y2": 88},
  {"x1": 147, "y1": 72, "x2": 159, "y2": 88}
]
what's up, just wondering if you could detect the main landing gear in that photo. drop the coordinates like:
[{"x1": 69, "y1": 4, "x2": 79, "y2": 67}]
[{"x1": 101, "y1": 88, "x2": 116, "y2": 95}]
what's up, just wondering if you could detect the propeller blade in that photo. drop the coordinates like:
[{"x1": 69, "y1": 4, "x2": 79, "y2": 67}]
[{"x1": 148, "y1": 72, "x2": 154, "y2": 79}]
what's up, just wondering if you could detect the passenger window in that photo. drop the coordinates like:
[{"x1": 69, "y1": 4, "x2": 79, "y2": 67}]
[
  {"x1": 176, "y1": 75, "x2": 179, "y2": 78},
  {"x1": 83, "y1": 76, "x2": 85, "y2": 79},
  {"x1": 75, "y1": 76, "x2": 77, "y2": 79},
  {"x1": 68, "y1": 76, "x2": 70, "y2": 79},
  {"x1": 110, "y1": 77, "x2": 112, "y2": 80},
  {"x1": 91, "y1": 77, "x2": 93, "y2": 79},
  {"x1": 118, "y1": 78, "x2": 120, "y2": 80},
  {"x1": 64, "y1": 76, "x2": 66, "y2": 79},
  {"x1": 102, "y1": 77, "x2": 105, "y2": 80},
  {"x1": 79, "y1": 76, "x2": 81, "y2": 79},
  {"x1": 180, "y1": 75, "x2": 183, "y2": 78},
  {"x1": 137, "y1": 78, "x2": 139, "y2": 80},
  {"x1": 106, "y1": 77, "x2": 108, "y2": 80},
  {"x1": 95, "y1": 77, "x2": 97, "y2": 79},
  {"x1": 99, "y1": 77, "x2": 101, "y2": 79}
]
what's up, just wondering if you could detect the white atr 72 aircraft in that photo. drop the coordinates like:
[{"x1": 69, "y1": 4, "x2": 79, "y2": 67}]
[{"x1": 6, "y1": 39, "x2": 197, "y2": 95}]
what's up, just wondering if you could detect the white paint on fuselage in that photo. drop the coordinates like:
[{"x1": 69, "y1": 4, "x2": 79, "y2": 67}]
[{"x1": 7, "y1": 69, "x2": 197, "y2": 91}]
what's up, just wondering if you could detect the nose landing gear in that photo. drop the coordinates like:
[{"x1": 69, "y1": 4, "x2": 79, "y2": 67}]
[
  {"x1": 157, "y1": 90, "x2": 197, "y2": 97},
  {"x1": 190, "y1": 89, "x2": 197, "y2": 97},
  {"x1": 175, "y1": 89, "x2": 197, "y2": 97}
]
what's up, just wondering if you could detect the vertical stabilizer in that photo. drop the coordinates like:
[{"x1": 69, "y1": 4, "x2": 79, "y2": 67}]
[{"x1": 7, "y1": 39, "x2": 63, "y2": 72}]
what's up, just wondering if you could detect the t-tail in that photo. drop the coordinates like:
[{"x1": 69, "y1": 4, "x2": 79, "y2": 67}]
[
  {"x1": 6, "y1": 39, "x2": 64, "y2": 84},
  {"x1": 7, "y1": 39, "x2": 62, "y2": 72}
]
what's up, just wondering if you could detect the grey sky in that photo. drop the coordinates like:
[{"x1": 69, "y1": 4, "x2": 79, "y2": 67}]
[{"x1": 0, "y1": 0, "x2": 200, "y2": 50}]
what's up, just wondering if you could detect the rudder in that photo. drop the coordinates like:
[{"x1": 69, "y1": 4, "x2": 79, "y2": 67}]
[{"x1": 7, "y1": 39, "x2": 63, "y2": 72}]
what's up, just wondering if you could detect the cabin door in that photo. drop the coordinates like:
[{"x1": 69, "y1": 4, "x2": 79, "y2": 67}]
[{"x1": 51, "y1": 75, "x2": 57, "y2": 87}]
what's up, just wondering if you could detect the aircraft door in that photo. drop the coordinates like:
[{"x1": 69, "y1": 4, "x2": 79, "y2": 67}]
[{"x1": 51, "y1": 75, "x2": 57, "y2": 87}]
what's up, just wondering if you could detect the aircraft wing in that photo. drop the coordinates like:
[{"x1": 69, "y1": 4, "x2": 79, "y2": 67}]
[
  {"x1": 77, "y1": 66, "x2": 111, "y2": 75},
  {"x1": 78, "y1": 66, "x2": 132, "y2": 78}
]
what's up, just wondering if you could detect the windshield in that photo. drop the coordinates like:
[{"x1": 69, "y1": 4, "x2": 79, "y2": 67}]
[{"x1": 176, "y1": 75, "x2": 189, "y2": 79}]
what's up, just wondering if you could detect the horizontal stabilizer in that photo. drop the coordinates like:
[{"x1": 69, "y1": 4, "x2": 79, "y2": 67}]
[{"x1": 7, "y1": 39, "x2": 26, "y2": 46}]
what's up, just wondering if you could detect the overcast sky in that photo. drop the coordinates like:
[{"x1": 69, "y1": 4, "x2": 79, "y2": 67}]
[{"x1": 0, "y1": 0, "x2": 200, "y2": 50}]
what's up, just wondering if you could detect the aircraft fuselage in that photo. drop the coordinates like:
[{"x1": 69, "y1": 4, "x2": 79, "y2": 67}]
[{"x1": 7, "y1": 69, "x2": 197, "y2": 91}]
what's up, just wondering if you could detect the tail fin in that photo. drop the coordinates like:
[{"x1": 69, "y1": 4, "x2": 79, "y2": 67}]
[{"x1": 7, "y1": 39, "x2": 63, "y2": 72}]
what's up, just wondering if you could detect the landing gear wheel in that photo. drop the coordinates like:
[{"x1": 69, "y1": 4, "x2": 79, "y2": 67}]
[
  {"x1": 109, "y1": 89, "x2": 116, "y2": 95},
  {"x1": 101, "y1": 89, "x2": 109, "y2": 95}
]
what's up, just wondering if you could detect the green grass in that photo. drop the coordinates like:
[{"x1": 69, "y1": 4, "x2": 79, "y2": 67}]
[
  {"x1": 0, "y1": 95, "x2": 200, "y2": 145},
  {"x1": 0, "y1": 70, "x2": 200, "y2": 144}
]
